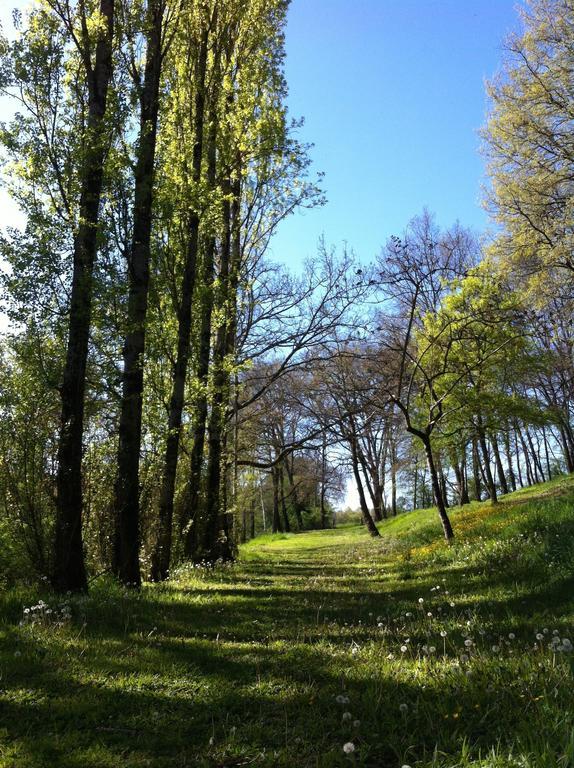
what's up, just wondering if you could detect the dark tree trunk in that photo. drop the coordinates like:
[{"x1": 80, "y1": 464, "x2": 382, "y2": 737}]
[
  {"x1": 503, "y1": 429, "x2": 517, "y2": 492},
  {"x1": 150, "y1": 22, "x2": 209, "y2": 581},
  {"x1": 372, "y1": 477, "x2": 384, "y2": 521},
  {"x1": 491, "y1": 433, "x2": 509, "y2": 495},
  {"x1": 390, "y1": 435, "x2": 397, "y2": 516},
  {"x1": 250, "y1": 497, "x2": 256, "y2": 540},
  {"x1": 202, "y1": 169, "x2": 241, "y2": 561},
  {"x1": 284, "y1": 456, "x2": 304, "y2": 530},
  {"x1": 477, "y1": 424, "x2": 498, "y2": 504},
  {"x1": 350, "y1": 436, "x2": 380, "y2": 537},
  {"x1": 559, "y1": 424, "x2": 574, "y2": 473},
  {"x1": 279, "y1": 466, "x2": 290, "y2": 533},
  {"x1": 320, "y1": 434, "x2": 328, "y2": 529},
  {"x1": 542, "y1": 427, "x2": 552, "y2": 480},
  {"x1": 272, "y1": 467, "x2": 282, "y2": 533},
  {"x1": 180, "y1": 87, "x2": 219, "y2": 559},
  {"x1": 53, "y1": 0, "x2": 115, "y2": 594},
  {"x1": 514, "y1": 427, "x2": 525, "y2": 487},
  {"x1": 564, "y1": 423, "x2": 574, "y2": 470},
  {"x1": 114, "y1": 0, "x2": 164, "y2": 587},
  {"x1": 421, "y1": 436, "x2": 454, "y2": 541},
  {"x1": 471, "y1": 437, "x2": 482, "y2": 501},
  {"x1": 517, "y1": 424, "x2": 534, "y2": 485},
  {"x1": 526, "y1": 428, "x2": 545, "y2": 482},
  {"x1": 452, "y1": 455, "x2": 469, "y2": 506}
]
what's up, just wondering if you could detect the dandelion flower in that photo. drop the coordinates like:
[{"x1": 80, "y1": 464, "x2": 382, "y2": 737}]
[
  {"x1": 342, "y1": 742, "x2": 355, "y2": 754},
  {"x1": 399, "y1": 703, "x2": 408, "y2": 713},
  {"x1": 418, "y1": 598, "x2": 424, "y2": 604},
  {"x1": 508, "y1": 633, "x2": 515, "y2": 640},
  {"x1": 440, "y1": 630, "x2": 447, "y2": 638},
  {"x1": 342, "y1": 711, "x2": 352, "y2": 721},
  {"x1": 400, "y1": 645, "x2": 408, "y2": 653}
]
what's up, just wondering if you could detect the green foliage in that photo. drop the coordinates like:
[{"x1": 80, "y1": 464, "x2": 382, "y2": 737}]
[{"x1": 483, "y1": 0, "x2": 574, "y2": 296}]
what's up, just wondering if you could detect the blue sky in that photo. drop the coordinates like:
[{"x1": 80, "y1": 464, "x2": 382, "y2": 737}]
[
  {"x1": 0, "y1": 0, "x2": 523, "y2": 261},
  {"x1": 270, "y1": 0, "x2": 523, "y2": 270}
]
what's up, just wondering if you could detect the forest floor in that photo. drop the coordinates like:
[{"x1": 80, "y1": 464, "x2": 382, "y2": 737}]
[{"x1": 2, "y1": 477, "x2": 574, "y2": 768}]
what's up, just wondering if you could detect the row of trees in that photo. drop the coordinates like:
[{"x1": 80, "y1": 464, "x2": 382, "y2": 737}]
[{"x1": 0, "y1": 0, "x2": 347, "y2": 590}]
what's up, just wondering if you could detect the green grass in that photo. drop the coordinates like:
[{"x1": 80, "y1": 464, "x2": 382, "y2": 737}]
[{"x1": 2, "y1": 477, "x2": 574, "y2": 767}]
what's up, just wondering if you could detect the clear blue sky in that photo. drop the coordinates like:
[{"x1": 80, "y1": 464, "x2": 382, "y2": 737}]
[{"x1": 269, "y1": 0, "x2": 523, "y2": 269}]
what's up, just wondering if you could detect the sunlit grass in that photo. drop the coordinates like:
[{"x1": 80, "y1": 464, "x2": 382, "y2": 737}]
[{"x1": 1, "y1": 476, "x2": 574, "y2": 766}]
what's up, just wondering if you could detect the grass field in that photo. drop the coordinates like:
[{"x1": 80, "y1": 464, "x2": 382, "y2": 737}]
[{"x1": 2, "y1": 476, "x2": 574, "y2": 767}]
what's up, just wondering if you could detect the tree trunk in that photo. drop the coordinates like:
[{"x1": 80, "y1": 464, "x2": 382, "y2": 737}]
[
  {"x1": 526, "y1": 428, "x2": 545, "y2": 482},
  {"x1": 181, "y1": 88, "x2": 219, "y2": 559},
  {"x1": 202, "y1": 168, "x2": 241, "y2": 561},
  {"x1": 250, "y1": 497, "x2": 256, "y2": 540},
  {"x1": 452, "y1": 456, "x2": 469, "y2": 506},
  {"x1": 503, "y1": 429, "x2": 517, "y2": 492},
  {"x1": 559, "y1": 424, "x2": 574, "y2": 473},
  {"x1": 320, "y1": 432, "x2": 328, "y2": 528},
  {"x1": 471, "y1": 437, "x2": 482, "y2": 501},
  {"x1": 151, "y1": 21, "x2": 209, "y2": 581},
  {"x1": 284, "y1": 456, "x2": 304, "y2": 530},
  {"x1": 390, "y1": 434, "x2": 397, "y2": 516},
  {"x1": 279, "y1": 466, "x2": 290, "y2": 533},
  {"x1": 491, "y1": 433, "x2": 509, "y2": 495},
  {"x1": 350, "y1": 436, "x2": 380, "y2": 537},
  {"x1": 421, "y1": 436, "x2": 454, "y2": 541},
  {"x1": 516, "y1": 423, "x2": 534, "y2": 485},
  {"x1": 272, "y1": 467, "x2": 282, "y2": 533},
  {"x1": 477, "y1": 423, "x2": 497, "y2": 504},
  {"x1": 542, "y1": 427, "x2": 552, "y2": 480},
  {"x1": 53, "y1": 0, "x2": 115, "y2": 594},
  {"x1": 114, "y1": 0, "x2": 164, "y2": 587}
]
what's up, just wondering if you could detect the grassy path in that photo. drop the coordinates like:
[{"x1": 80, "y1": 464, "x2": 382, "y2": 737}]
[{"x1": 2, "y1": 478, "x2": 574, "y2": 766}]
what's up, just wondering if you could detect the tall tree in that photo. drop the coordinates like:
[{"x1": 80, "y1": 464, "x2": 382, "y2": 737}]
[
  {"x1": 48, "y1": 0, "x2": 115, "y2": 592},
  {"x1": 114, "y1": 0, "x2": 171, "y2": 586}
]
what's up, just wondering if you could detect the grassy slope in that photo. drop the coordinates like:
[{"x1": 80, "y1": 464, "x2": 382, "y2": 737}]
[{"x1": 2, "y1": 477, "x2": 574, "y2": 767}]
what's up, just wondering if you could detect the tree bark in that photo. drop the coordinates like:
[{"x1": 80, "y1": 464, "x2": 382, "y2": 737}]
[
  {"x1": 491, "y1": 433, "x2": 509, "y2": 495},
  {"x1": 53, "y1": 0, "x2": 114, "y2": 593},
  {"x1": 350, "y1": 436, "x2": 380, "y2": 537},
  {"x1": 421, "y1": 436, "x2": 454, "y2": 541},
  {"x1": 559, "y1": 424, "x2": 574, "y2": 473},
  {"x1": 202, "y1": 168, "x2": 241, "y2": 561},
  {"x1": 514, "y1": 427, "x2": 525, "y2": 487},
  {"x1": 516, "y1": 423, "x2": 534, "y2": 485},
  {"x1": 114, "y1": 0, "x2": 165, "y2": 587},
  {"x1": 279, "y1": 466, "x2": 290, "y2": 532},
  {"x1": 503, "y1": 429, "x2": 517, "y2": 492},
  {"x1": 272, "y1": 467, "x2": 282, "y2": 533},
  {"x1": 471, "y1": 437, "x2": 482, "y2": 501},
  {"x1": 477, "y1": 422, "x2": 498, "y2": 504}
]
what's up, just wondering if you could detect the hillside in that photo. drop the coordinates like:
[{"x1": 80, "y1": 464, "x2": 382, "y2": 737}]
[{"x1": 2, "y1": 477, "x2": 574, "y2": 767}]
